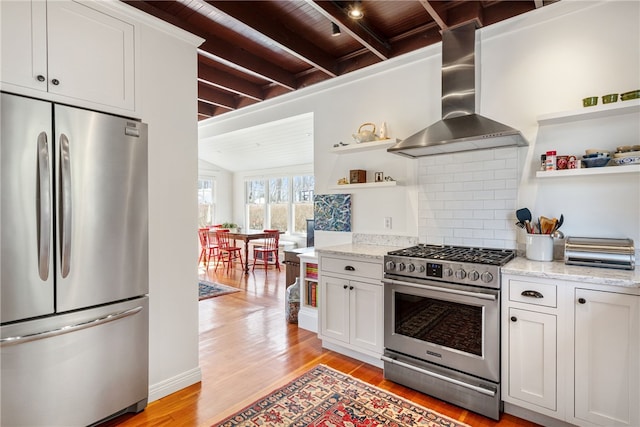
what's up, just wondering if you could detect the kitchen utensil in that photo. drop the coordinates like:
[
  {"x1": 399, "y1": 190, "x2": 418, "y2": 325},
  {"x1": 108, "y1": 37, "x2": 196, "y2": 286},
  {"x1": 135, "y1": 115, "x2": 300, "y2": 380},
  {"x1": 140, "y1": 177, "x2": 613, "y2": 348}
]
[
  {"x1": 515, "y1": 222, "x2": 525, "y2": 229},
  {"x1": 551, "y1": 230, "x2": 565, "y2": 239},
  {"x1": 352, "y1": 122, "x2": 377, "y2": 143},
  {"x1": 516, "y1": 208, "x2": 532, "y2": 224},
  {"x1": 540, "y1": 216, "x2": 557, "y2": 234},
  {"x1": 554, "y1": 214, "x2": 564, "y2": 231}
]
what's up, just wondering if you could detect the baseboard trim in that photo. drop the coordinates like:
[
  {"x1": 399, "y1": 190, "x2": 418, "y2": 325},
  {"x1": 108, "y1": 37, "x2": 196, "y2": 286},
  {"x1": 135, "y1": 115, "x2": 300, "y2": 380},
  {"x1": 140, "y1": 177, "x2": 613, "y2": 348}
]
[
  {"x1": 148, "y1": 367, "x2": 202, "y2": 403},
  {"x1": 321, "y1": 340, "x2": 383, "y2": 369}
]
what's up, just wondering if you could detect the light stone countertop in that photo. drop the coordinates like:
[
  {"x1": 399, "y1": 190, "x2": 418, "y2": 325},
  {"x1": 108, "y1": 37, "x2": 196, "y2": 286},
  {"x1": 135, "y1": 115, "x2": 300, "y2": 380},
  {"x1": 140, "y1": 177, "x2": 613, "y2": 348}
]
[
  {"x1": 502, "y1": 257, "x2": 640, "y2": 288},
  {"x1": 314, "y1": 243, "x2": 404, "y2": 261}
]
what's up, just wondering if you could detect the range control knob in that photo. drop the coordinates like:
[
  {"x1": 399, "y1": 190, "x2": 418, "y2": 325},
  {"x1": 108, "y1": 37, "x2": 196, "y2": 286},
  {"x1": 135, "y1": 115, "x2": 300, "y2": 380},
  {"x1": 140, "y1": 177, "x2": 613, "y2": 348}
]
[
  {"x1": 468, "y1": 270, "x2": 479, "y2": 281},
  {"x1": 407, "y1": 264, "x2": 415, "y2": 272},
  {"x1": 455, "y1": 269, "x2": 467, "y2": 280},
  {"x1": 418, "y1": 264, "x2": 426, "y2": 273},
  {"x1": 385, "y1": 261, "x2": 396, "y2": 271},
  {"x1": 397, "y1": 262, "x2": 406, "y2": 271},
  {"x1": 443, "y1": 267, "x2": 453, "y2": 277},
  {"x1": 481, "y1": 271, "x2": 494, "y2": 283}
]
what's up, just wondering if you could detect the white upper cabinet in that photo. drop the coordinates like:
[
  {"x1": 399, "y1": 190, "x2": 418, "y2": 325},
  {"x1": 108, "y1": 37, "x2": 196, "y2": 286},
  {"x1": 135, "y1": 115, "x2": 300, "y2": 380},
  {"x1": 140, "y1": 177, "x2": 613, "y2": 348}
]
[{"x1": 1, "y1": 0, "x2": 135, "y2": 112}]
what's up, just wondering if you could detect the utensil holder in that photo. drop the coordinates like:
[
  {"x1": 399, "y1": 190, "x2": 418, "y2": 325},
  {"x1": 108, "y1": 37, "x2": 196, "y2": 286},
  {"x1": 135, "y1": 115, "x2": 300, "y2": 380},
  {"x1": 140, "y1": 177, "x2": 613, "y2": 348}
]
[{"x1": 525, "y1": 234, "x2": 554, "y2": 261}]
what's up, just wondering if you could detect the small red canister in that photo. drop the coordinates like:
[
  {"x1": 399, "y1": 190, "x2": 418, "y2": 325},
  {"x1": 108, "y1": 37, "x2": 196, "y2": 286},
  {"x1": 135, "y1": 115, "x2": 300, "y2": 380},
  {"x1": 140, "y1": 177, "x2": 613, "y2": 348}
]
[{"x1": 556, "y1": 155, "x2": 568, "y2": 170}]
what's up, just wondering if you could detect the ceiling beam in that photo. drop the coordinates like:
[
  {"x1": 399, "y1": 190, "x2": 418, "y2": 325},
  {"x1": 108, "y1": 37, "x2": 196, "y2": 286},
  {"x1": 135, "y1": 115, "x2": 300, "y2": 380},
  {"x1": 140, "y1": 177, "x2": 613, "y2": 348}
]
[
  {"x1": 198, "y1": 83, "x2": 237, "y2": 110},
  {"x1": 205, "y1": 1, "x2": 339, "y2": 77},
  {"x1": 197, "y1": 41, "x2": 296, "y2": 90},
  {"x1": 305, "y1": 0, "x2": 391, "y2": 61},
  {"x1": 198, "y1": 61, "x2": 264, "y2": 101},
  {"x1": 418, "y1": 0, "x2": 447, "y2": 31},
  {"x1": 123, "y1": 0, "x2": 297, "y2": 90}
]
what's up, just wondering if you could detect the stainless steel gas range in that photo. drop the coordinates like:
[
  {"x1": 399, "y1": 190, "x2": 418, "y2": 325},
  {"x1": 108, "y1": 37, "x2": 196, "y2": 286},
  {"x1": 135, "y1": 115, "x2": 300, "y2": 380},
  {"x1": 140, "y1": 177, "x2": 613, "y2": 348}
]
[{"x1": 381, "y1": 244, "x2": 516, "y2": 420}]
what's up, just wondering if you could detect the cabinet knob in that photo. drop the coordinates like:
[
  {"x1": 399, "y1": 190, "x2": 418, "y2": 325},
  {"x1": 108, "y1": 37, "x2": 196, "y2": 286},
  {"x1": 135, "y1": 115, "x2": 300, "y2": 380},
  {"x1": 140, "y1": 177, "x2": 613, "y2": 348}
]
[
  {"x1": 36, "y1": 75, "x2": 46, "y2": 82},
  {"x1": 51, "y1": 79, "x2": 60, "y2": 86},
  {"x1": 344, "y1": 265, "x2": 355, "y2": 271},
  {"x1": 343, "y1": 285, "x2": 348, "y2": 289},
  {"x1": 510, "y1": 316, "x2": 517, "y2": 322},
  {"x1": 349, "y1": 286, "x2": 354, "y2": 290},
  {"x1": 578, "y1": 298, "x2": 586, "y2": 304}
]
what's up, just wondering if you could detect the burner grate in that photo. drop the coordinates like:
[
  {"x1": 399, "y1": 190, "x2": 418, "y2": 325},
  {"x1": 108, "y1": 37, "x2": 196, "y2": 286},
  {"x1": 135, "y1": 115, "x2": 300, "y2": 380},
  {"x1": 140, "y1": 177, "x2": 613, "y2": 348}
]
[{"x1": 388, "y1": 244, "x2": 515, "y2": 266}]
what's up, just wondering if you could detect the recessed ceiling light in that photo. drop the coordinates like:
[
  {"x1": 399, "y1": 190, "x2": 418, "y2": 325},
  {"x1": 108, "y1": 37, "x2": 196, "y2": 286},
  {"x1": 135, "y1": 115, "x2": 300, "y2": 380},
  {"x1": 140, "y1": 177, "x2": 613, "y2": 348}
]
[{"x1": 348, "y1": 1, "x2": 364, "y2": 19}]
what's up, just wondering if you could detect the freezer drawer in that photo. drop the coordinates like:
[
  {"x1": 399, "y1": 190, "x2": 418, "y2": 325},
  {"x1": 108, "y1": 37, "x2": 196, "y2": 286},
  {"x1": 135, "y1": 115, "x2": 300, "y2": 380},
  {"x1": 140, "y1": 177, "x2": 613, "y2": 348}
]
[{"x1": 1, "y1": 297, "x2": 149, "y2": 426}]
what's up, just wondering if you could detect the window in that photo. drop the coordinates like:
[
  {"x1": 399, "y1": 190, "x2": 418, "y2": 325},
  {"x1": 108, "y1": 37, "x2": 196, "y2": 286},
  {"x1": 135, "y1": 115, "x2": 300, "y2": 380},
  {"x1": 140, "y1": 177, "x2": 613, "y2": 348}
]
[
  {"x1": 293, "y1": 176, "x2": 314, "y2": 234},
  {"x1": 246, "y1": 174, "x2": 314, "y2": 234},
  {"x1": 246, "y1": 179, "x2": 265, "y2": 230},
  {"x1": 198, "y1": 178, "x2": 215, "y2": 227}
]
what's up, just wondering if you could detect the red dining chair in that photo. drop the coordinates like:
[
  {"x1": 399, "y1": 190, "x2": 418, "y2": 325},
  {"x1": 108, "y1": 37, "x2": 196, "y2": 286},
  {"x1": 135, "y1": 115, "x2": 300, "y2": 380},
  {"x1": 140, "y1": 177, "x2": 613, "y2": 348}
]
[
  {"x1": 198, "y1": 228, "x2": 218, "y2": 269},
  {"x1": 252, "y1": 229, "x2": 281, "y2": 272},
  {"x1": 214, "y1": 229, "x2": 244, "y2": 273}
]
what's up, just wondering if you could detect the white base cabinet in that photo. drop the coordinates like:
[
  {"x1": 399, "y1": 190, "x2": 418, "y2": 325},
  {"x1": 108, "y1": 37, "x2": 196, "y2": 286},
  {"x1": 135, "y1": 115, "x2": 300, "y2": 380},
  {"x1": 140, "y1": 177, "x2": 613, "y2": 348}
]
[
  {"x1": 502, "y1": 274, "x2": 640, "y2": 427},
  {"x1": 573, "y1": 288, "x2": 639, "y2": 427},
  {"x1": 318, "y1": 254, "x2": 383, "y2": 365},
  {"x1": 1, "y1": 0, "x2": 136, "y2": 113}
]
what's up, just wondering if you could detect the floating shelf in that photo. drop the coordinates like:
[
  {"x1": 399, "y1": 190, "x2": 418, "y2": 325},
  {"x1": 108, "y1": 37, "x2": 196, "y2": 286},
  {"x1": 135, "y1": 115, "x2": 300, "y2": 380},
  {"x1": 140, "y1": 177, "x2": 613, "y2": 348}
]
[
  {"x1": 536, "y1": 164, "x2": 640, "y2": 178},
  {"x1": 537, "y1": 99, "x2": 640, "y2": 125},
  {"x1": 328, "y1": 181, "x2": 398, "y2": 190},
  {"x1": 329, "y1": 138, "x2": 398, "y2": 154}
]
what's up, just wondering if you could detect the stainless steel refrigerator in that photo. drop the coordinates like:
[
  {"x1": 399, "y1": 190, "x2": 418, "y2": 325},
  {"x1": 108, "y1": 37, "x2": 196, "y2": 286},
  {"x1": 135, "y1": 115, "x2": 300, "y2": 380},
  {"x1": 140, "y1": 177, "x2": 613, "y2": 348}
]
[{"x1": 1, "y1": 92, "x2": 149, "y2": 426}]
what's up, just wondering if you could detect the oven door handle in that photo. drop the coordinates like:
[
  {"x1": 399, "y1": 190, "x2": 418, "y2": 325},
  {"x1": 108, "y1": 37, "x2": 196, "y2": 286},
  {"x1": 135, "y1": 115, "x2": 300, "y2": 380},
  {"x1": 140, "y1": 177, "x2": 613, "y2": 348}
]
[
  {"x1": 381, "y1": 355, "x2": 496, "y2": 397},
  {"x1": 382, "y1": 279, "x2": 497, "y2": 301}
]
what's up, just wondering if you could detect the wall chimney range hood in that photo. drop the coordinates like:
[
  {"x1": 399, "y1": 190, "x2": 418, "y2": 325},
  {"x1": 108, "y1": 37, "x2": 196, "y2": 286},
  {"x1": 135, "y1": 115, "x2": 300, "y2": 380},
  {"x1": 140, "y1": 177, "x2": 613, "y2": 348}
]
[{"x1": 388, "y1": 22, "x2": 527, "y2": 158}]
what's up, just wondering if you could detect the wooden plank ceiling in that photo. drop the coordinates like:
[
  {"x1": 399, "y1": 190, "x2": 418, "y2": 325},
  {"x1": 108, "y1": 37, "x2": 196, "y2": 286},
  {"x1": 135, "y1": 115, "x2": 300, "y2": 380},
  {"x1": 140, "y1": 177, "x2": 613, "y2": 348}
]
[{"x1": 123, "y1": 0, "x2": 557, "y2": 121}]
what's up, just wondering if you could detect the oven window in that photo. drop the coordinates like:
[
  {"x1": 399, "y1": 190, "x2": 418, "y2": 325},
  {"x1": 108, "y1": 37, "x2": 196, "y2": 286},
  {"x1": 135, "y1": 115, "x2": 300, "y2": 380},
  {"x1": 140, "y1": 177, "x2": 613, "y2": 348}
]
[{"x1": 394, "y1": 292, "x2": 483, "y2": 356}]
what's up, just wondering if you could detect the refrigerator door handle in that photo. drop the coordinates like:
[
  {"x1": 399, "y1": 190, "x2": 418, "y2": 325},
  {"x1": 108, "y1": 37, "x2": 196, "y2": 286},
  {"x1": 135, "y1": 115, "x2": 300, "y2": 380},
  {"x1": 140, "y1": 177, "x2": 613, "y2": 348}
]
[
  {"x1": 37, "y1": 131, "x2": 51, "y2": 280},
  {"x1": 59, "y1": 133, "x2": 72, "y2": 278},
  {"x1": 0, "y1": 306, "x2": 143, "y2": 347}
]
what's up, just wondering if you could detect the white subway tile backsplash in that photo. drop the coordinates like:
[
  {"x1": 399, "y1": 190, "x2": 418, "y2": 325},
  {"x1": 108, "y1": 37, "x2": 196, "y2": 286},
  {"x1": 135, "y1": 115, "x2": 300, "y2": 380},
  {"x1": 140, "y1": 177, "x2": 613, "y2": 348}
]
[{"x1": 418, "y1": 147, "x2": 520, "y2": 249}]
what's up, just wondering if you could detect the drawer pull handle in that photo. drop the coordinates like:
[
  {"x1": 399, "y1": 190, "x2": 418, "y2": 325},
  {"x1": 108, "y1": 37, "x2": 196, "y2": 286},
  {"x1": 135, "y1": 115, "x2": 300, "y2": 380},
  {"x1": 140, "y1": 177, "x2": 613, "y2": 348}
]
[
  {"x1": 344, "y1": 265, "x2": 355, "y2": 271},
  {"x1": 521, "y1": 290, "x2": 543, "y2": 299}
]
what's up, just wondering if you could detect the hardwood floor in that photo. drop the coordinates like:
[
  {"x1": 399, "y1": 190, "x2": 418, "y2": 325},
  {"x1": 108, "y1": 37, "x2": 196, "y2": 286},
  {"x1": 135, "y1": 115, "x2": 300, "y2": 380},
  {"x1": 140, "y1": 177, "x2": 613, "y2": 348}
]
[{"x1": 106, "y1": 263, "x2": 540, "y2": 427}]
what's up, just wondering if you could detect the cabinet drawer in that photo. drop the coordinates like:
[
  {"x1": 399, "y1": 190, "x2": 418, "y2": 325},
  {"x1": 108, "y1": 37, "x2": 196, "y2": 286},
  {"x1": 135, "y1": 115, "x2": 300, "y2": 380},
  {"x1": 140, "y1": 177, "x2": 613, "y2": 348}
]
[
  {"x1": 509, "y1": 279, "x2": 557, "y2": 308},
  {"x1": 321, "y1": 256, "x2": 382, "y2": 281}
]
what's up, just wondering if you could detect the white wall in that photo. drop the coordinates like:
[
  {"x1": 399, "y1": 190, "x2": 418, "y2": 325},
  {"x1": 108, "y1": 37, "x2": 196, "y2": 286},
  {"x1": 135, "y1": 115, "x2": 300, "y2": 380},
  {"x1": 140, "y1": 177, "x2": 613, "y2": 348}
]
[
  {"x1": 198, "y1": 158, "x2": 233, "y2": 225},
  {"x1": 200, "y1": 1, "x2": 639, "y2": 255},
  {"x1": 136, "y1": 16, "x2": 202, "y2": 400}
]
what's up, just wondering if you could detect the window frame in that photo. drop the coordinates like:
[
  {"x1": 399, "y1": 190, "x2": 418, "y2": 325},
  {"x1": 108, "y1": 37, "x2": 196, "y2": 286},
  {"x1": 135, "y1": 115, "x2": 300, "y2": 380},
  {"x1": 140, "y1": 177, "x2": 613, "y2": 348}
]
[{"x1": 245, "y1": 173, "x2": 314, "y2": 235}]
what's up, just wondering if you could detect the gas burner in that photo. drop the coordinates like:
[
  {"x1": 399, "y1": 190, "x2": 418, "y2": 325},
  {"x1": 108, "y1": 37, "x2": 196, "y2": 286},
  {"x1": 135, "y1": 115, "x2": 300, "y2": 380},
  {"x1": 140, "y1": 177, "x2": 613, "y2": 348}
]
[{"x1": 387, "y1": 244, "x2": 515, "y2": 266}]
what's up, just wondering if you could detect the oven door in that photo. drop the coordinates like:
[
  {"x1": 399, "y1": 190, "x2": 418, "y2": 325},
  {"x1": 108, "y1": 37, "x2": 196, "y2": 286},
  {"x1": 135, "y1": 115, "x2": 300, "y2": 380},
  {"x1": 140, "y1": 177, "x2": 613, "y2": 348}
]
[{"x1": 383, "y1": 277, "x2": 500, "y2": 382}]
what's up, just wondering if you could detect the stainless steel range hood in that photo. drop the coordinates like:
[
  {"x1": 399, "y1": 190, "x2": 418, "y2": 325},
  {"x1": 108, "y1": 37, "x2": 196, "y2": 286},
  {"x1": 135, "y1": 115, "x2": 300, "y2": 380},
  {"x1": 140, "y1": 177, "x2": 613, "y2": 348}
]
[{"x1": 388, "y1": 22, "x2": 527, "y2": 158}]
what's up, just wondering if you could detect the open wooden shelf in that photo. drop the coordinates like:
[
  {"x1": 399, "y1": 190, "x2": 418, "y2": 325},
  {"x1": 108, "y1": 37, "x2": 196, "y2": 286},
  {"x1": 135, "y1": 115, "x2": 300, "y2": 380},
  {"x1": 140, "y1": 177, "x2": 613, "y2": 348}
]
[
  {"x1": 329, "y1": 138, "x2": 398, "y2": 154},
  {"x1": 536, "y1": 164, "x2": 640, "y2": 178},
  {"x1": 328, "y1": 181, "x2": 398, "y2": 190}
]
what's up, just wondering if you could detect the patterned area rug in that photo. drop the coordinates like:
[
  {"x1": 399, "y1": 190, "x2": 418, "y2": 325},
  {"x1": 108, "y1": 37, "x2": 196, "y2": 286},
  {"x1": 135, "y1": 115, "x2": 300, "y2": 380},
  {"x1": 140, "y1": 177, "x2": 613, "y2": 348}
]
[
  {"x1": 213, "y1": 364, "x2": 470, "y2": 427},
  {"x1": 199, "y1": 281, "x2": 239, "y2": 300}
]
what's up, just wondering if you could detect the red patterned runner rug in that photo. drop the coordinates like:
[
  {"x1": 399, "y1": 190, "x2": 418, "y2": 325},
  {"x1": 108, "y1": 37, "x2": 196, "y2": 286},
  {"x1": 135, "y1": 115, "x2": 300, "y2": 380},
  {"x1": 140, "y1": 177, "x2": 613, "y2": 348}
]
[{"x1": 213, "y1": 364, "x2": 470, "y2": 427}]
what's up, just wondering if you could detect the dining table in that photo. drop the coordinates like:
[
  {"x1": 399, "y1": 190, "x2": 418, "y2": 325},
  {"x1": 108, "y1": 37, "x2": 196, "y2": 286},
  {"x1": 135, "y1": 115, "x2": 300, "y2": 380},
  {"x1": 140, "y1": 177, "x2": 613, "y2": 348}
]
[{"x1": 209, "y1": 229, "x2": 282, "y2": 275}]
